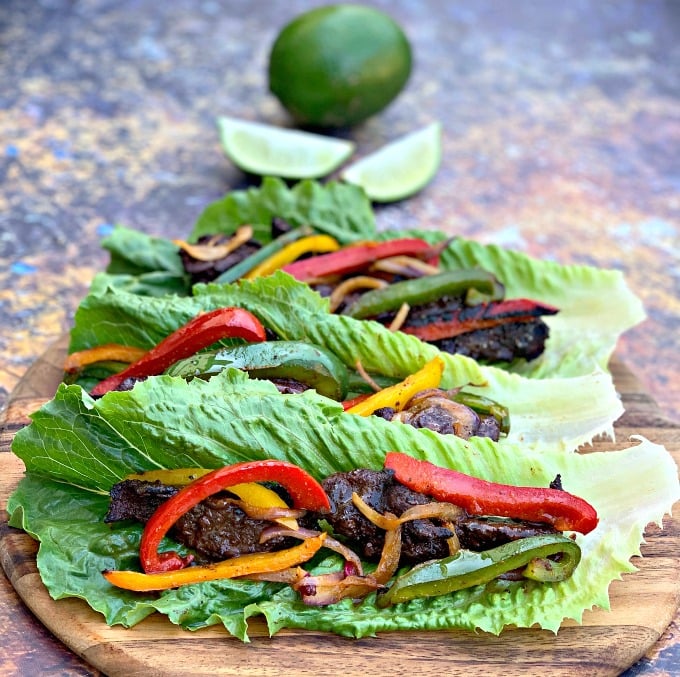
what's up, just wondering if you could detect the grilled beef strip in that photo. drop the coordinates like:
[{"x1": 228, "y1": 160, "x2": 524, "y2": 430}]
[
  {"x1": 433, "y1": 320, "x2": 550, "y2": 363},
  {"x1": 106, "y1": 470, "x2": 557, "y2": 567},
  {"x1": 105, "y1": 479, "x2": 294, "y2": 562}
]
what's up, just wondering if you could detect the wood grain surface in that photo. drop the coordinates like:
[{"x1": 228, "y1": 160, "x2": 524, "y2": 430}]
[{"x1": 0, "y1": 340, "x2": 678, "y2": 677}]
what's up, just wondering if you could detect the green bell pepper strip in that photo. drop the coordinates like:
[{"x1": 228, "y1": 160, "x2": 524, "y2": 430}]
[
  {"x1": 453, "y1": 392, "x2": 511, "y2": 435},
  {"x1": 165, "y1": 340, "x2": 349, "y2": 400},
  {"x1": 214, "y1": 225, "x2": 313, "y2": 284},
  {"x1": 377, "y1": 534, "x2": 581, "y2": 607},
  {"x1": 344, "y1": 268, "x2": 504, "y2": 319}
]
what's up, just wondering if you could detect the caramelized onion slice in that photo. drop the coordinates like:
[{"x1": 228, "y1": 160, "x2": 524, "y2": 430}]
[
  {"x1": 293, "y1": 572, "x2": 382, "y2": 606},
  {"x1": 370, "y1": 255, "x2": 440, "y2": 278},
  {"x1": 228, "y1": 500, "x2": 305, "y2": 523},
  {"x1": 351, "y1": 493, "x2": 400, "y2": 530},
  {"x1": 354, "y1": 359, "x2": 383, "y2": 392},
  {"x1": 259, "y1": 526, "x2": 364, "y2": 576},
  {"x1": 329, "y1": 275, "x2": 388, "y2": 312},
  {"x1": 387, "y1": 302, "x2": 410, "y2": 332},
  {"x1": 351, "y1": 492, "x2": 464, "y2": 529},
  {"x1": 372, "y1": 523, "x2": 402, "y2": 584},
  {"x1": 173, "y1": 225, "x2": 254, "y2": 261}
]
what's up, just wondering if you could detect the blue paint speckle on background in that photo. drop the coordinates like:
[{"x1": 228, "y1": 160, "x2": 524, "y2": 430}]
[
  {"x1": 53, "y1": 147, "x2": 70, "y2": 159},
  {"x1": 96, "y1": 223, "x2": 115, "y2": 236},
  {"x1": 6, "y1": 144, "x2": 19, "y2": 158},
  {"x1": 11, "y1": 261, "x2": 37, "y2": 275}
]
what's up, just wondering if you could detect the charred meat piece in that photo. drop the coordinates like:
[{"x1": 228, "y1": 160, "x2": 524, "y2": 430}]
[
  {"x1": 456, "y1": 516, "x2": 558, "y2": 551},
  {"x1": 268, "y1": 377, "x2": 311, "y2": 395},
  {"x1": 105, "y1": 480, "x2": 293, "y2": 562},
  {"x1": 105, "y1": 479, "x2": 176, "y2": 523},
  {"x1": 180, "y1": 217, "x2": 295, "y2": 285},
  {"x1": 271, "y1": 216, "x2": 293, "y2": 239},
  {"x1": 320, "y1": 469, "x2": 558, "y2": 564},
  {"x1": 90, "y1": 375, "x2": 148, "y2": 399},
  {"x1": 434, "y1": 319, "x2": 550, "y2": 363},
  {"x1": 320, "y1": 468, "x2": 452, "y2": 564},
  {"x1": 375, "y1": 390, "x2": 502, "y2": 441}
]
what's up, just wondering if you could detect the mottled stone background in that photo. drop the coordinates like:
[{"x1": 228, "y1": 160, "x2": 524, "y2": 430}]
[{"x1": 0, "y1": 2, "x2": 679, "y2": 672}]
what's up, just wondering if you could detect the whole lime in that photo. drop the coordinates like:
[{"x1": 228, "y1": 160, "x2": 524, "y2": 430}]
[{"x1": 268, "y1": 4, "x2": 412, "y2": 128}]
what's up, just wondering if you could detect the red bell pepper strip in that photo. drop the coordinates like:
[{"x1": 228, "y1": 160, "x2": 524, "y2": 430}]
[
  {"x1": 384, "y1": 452, "x2": 598, "y2": 534},
  {"x1": 281, "y1": 238, "x2": 439, "y2": 282},
  {"x1": 90, "y1": 307, "x2": 266, "y2": 396},
  {"x1": 402, "y1": 298, "x2": 559, "y2": 342},
  {"x1": 341, "y1": 393, "x2": 372, "y2": 410},
  {"x1": 139, "y1": 459, "x2": 331, "y2": 573}
]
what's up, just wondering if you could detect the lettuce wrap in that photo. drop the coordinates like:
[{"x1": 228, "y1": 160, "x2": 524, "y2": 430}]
[
  {"x1": 8, "y1": 370, "x2": 679, "y2": 641},
  {"x1": 68, "y1": 272, "x2": 623, "y2": 452},
  {"x1": 98, "y1": 177, "x2": 645, "y2": 379}
]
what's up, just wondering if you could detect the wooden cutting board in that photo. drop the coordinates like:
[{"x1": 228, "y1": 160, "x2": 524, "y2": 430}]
[{"x1": 1, "y1": 337, "x2": 679, "y2": 677}]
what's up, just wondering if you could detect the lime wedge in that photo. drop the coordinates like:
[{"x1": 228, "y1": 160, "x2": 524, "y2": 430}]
[
  {"x1": 217, "y1": 116, "x2": 355, "y2": 179},
  {"x1": 341, "y1": 122, "x2": 442, "y2": 202}
]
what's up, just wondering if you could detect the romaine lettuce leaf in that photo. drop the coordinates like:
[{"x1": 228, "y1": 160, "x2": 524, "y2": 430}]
[
  {"x1": 190, "y1": 177, "x2": 376, "y2": 244},
  {"x1": 103, "y1": 227, "x2": 187, "y2": 278},
  {"x1": 68, "y1": 274, "x2": 623, "y2": 451},
  {"x1": 97, "y1": 226, "x2": 189, "y2": 297},
  {"x1": 8, "y1": 371, "x2": 679, "y2": 640},
  {"x1": 390, "y1": 230, "x2": 645, "y2": 377},
  {"x1": 94, "y1": 178, "x2": 644, "y2": 380}
]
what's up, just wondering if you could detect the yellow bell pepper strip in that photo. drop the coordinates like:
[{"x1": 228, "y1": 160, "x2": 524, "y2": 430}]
[
  {"x1": 376, "y1": 534, "x2": 581, "y2": 608},
  {"x1": 139, "y1": 459, "x2": 331, "y2": 573},
  {"x1": 124, "y1": 469, "x2": 298, "y2": 529},
  {"x1": 214, "y1": 225, "x2": 313, "y2": 283},
  {"x1": 90, "y1": 307, "x2": 267, "y2": 397},
  {"x1": 345, "y1": 356, "x2": 444, "y2": 416},
  {"x1": 281, "y1": 237, "x2": 439, "y2": 282},
  {"x1": 244, "y1": 234, "x2": 340, "y2": 279},
  {"x1": 103, "y1": 533, "x2": 326, "y2": 592},
  {"x1": 227, "y1": 482, "x2": 299, "y2": 529},
  {"x1": 384, "y1": 452, "x2": 599, "y2": 534},
  {"x1": 63, "y1": 344, "x2": 148, "y2": 373}
]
